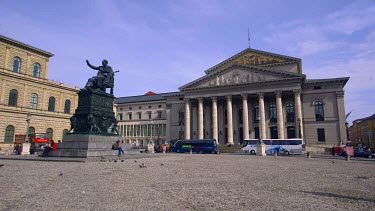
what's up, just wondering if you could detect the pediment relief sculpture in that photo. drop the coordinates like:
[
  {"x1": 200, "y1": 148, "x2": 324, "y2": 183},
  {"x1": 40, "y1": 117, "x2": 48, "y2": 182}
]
[
  {"x1": 203, "y1": 69, "x2": 279, "y2": 88},
  {"x1": 235, "y1": 52, "x2": 285, "y2": 65}
]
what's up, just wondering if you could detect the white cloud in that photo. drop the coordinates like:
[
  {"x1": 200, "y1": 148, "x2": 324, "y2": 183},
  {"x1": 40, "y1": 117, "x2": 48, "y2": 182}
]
[{"x1": 325, "y1": 4, "x2": 375, "y2": 34}]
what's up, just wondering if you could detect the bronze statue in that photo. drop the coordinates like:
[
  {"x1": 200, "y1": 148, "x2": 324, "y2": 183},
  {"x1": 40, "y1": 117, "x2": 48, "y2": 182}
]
[
  {"x1": 85, "y1": 59, "x2": 118, "y2": 94},
  {"x1": 68, "y1": 115, "x2": 77, "y2": 133}
]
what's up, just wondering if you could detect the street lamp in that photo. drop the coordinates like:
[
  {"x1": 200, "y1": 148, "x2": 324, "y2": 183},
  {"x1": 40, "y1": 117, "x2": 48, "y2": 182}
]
[
  {"x1": 25, "y1": 113, "x2": 31, "y2": 143},
  {"x1": 345, "y1": 122, "x2": 349, "y2": 142},
  {"x1": 157, "y1": 128, "x2": 161, "y2": 145},
  {"x1": 297, "y1": 118, "x2": 301, "y2": 139}
]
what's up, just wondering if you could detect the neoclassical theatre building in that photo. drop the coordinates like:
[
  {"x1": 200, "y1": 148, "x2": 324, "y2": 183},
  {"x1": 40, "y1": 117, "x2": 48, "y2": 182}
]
[
  {"x1": 115, "y1": 48, "x2": 349, "y2": 148},
  {"x1": 0, "y1": 35, "x2": 78, "y2": 149}
]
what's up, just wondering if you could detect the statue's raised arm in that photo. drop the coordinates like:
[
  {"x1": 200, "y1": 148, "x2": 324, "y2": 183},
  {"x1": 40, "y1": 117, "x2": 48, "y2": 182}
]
[{"x1": 86, "y1": 60, "x2": 100, "y2": 70}]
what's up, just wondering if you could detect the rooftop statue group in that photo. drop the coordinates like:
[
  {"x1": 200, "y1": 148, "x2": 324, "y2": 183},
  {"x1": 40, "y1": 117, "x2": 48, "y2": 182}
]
[
  {"x1": 84, "y1": 59, "x2": 118, "y2": 95},
  {"x1": 68, "y1": 59, "x2": 119, "y2": 135}
]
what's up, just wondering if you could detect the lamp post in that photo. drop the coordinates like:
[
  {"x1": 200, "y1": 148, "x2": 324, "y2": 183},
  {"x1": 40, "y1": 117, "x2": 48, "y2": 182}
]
[
  {"x1": 23, "y1": 113, "x2": 31, "y2": 155},
  {"x1": 345, "y1": 122, "x2": 349, "y2": 142},
  {"x1": 157, "y1": 127, "x2": 160, "y2": 145},
  {"x1": 297, "y1": 118, "x2": 301, "y2": 139}
]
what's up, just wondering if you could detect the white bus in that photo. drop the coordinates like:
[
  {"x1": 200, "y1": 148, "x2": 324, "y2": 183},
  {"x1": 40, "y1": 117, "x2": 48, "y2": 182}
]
[{"x1": 241, "y1": 139, "x2": 305, "y2": 155}]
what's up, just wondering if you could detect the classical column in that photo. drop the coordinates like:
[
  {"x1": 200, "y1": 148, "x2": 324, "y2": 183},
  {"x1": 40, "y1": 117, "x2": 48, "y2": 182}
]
[
  {"x1": 242, "y1": 94, "x2": 249, "y2": 140},
  {"x1": 212, "y1": 97, "x2": 219, "y2": 145},
  {"x1": 258, "y1": 93, "x2": 266, "y2": 139},
  {"x1": 294, "y1": 90, "x2": 304, "y2": 139},
  {"x1": 226, "y1": 96, "x2": 234, "y2": 145},
  {"x1": 276, "y1": 91, "x2": 285, "y2": 139},
  {"x1": 336, "y1": 91, "x2": 347, "y2": 144},
  {"x1": 184, "y1": 99, "x2": 191, "y2": 139},
  {"x1": 198, "y1": 98, "x2": 204, "y2": 139}
]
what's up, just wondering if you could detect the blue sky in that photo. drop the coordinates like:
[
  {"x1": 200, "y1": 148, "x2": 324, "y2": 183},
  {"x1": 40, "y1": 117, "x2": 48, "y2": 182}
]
[{"x1": 1, "y1": 0, "x2": 374, "y2": 125}]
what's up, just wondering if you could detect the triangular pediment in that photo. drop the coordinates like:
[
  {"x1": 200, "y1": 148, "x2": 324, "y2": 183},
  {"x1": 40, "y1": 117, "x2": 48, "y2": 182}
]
[
  {"x1": 205, "y1": 48, "x2": 301, "y2": 75},
  {"x1": 180, "y1": 64, "x2": 303, "y2": 90}
]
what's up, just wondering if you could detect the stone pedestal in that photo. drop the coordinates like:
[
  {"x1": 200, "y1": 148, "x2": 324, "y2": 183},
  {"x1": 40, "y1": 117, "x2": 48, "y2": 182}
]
[
  {"x1": 147, "y1": 143, "x2": 154, "y2": 153},
  {"x1": 256, "y1": 143, "x2": 266, "y2": 156},
  {"x1": 49, "y1": 133, "x2": 130, "y2": 158},
  {"x1": 21, "y1": 143, "x2": 31, "y2": 155}
]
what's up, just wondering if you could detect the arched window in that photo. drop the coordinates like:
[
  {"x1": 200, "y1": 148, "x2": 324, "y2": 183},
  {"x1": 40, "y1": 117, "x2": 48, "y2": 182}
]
[
  {"x1": 314, "y1": 101, "x2": 324, "y2": 121},
  {"x1": 33, "y1": 63, "x2": 40, "y2": 77},
  {"x1": 8, "y1": 89, "x2": 18, "y2": 106},
  {"x1": 178, "y1": 109, "x2": 185, "y2": 126},
  {"x1": 269, "y1": 103, "x2": 277, "y2": 122},
  {"x1": 28, "y1": 127, "x2": 35, "y2": 135},
  {"x1": 4, "y1": 125, "x2": 15, "y2": 143},
  {"x1": 12, "y1": 57, "x2": 21, "y2": 73},
  {"x1": 46, "y1": 128, "x2": 53, "y2": 140},
  {"x1": 286, "y1": 102, "x2": 294, "y2": 122},
  {"x1": 64, "y1": 99, "x2": 71, "y2": 114},
  {"x1": 30, "y1": 93, "x2": 38, "y2": 109},
  {"x1": 48, "y1": 97, "x2": 55, "y2": 112},
  {"x1": 254, "y1": 105, "x2": 260, "y2": 123}
]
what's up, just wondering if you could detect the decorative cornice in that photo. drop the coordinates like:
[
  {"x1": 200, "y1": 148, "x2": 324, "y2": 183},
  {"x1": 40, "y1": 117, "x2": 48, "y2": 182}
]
[
  {"x1": 336, "y1": 91, "x2": 344, "y2": 98},
  {"x1": 0, "y1": 35, "x2": 54, "y2": 58},
  {"x1": 179, "y1": 63, "x2": 304, "y2": 91}
]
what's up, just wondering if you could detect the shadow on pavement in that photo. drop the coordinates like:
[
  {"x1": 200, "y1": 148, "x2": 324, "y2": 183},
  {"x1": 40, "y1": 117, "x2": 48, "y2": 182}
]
[{"x1": 301, "y1": 191, "x2": 375, "y2": 203}]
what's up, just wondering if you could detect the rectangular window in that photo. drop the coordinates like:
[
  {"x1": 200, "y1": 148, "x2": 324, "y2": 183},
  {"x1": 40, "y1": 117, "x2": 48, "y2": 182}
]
[
  {"x1": 138, "y1": 113, "x2": 142, "y2": 119},
  {"x1": 157, "y1": 111, "x2": 162, "y2": 119},
  {"x1": 148, "y1": 112, "x2": 151, "y2": 119},
  {"x1": 317, "y1": 128, "x2": 325, "y2": 142},
  {"x1": 139, "y1": 106, "x2": 142, "y2": 109},
  {"x1": 129, "y1": 107, "x2": 132, "y2": 110},
  {"x1": 120, "y1": 108, "x2": 123, "y2": 111},
  {"x1": 128, "y1": 113, "x2": 132, "y2": 120},
  {"x1": 119, "y1": 113, "x2": 123, "y2": 120}
]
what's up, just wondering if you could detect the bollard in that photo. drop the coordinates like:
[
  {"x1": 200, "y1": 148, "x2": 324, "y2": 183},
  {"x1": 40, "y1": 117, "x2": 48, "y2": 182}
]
[
  {"x1": 307, "y1": 152, "x2": 311, "y2": 159},
  {"x1": 190, "y1": 149, "x2": 192, "y2": 154},
  {"x1": 346, "y1": 154, "x2": 350, "y2": 161},
  {"x1": 274, "y1": 151, "x2": 277, "y2": 157}
]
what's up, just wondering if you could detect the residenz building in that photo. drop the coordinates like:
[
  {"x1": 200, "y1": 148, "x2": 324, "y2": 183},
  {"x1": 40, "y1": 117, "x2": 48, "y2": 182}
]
[
  {"x1": 115, "y1": 48, "x2": 349, "y2": 150},
  {"x1": 0, "y1": 35, "x2": 78, "y2": 150}
]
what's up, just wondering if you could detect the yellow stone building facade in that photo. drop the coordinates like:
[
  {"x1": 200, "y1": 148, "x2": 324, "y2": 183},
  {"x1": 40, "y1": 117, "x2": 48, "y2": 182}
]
[{"x1": 0, "y1": 35, "x2": 78, "y2": 149}]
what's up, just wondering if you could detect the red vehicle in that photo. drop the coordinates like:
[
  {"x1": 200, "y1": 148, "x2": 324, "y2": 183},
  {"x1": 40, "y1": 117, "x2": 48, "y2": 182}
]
[
  {"x1": 30, "y1": 133, "x2": 50, "y2": 154},
  {"x1": 332, "y1": 146, "x2": 344, "y2": 155}
]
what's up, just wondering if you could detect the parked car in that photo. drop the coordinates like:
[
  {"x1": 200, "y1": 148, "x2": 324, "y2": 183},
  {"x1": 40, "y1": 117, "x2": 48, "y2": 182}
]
[{"x1": 354, "y1": 148, "x2": 375, "y2": 158}]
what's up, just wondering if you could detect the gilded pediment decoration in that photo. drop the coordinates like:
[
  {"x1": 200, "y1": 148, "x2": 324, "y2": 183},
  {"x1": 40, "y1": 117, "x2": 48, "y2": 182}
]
[{"x1": 235, "y1": 52, "x2": 285, "y2": 65}]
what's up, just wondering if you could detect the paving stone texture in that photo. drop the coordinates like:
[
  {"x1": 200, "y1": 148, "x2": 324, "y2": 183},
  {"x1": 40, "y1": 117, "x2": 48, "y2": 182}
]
[{"x1": 0, "y1": 154, "x2": 374, "y2": 210}]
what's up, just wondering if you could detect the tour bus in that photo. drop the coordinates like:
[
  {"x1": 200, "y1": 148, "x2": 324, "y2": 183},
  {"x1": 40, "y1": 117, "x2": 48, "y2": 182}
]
[
  {"x1": 170, "y1": 139, "x2": 218, "y2": 154},
  {"x1": 241, "y1": 139, "x2": 305, "y2": 155}
]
